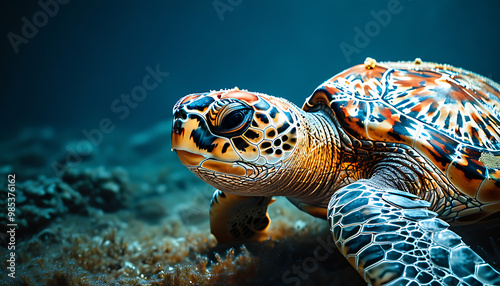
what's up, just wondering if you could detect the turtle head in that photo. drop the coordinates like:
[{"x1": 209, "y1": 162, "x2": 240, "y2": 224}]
[{"x1": 171, "y1": 88, "x2": 303, "y2": 195}]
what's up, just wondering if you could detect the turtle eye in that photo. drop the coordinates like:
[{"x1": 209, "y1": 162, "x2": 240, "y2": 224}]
[
  {"x1": 209, "y1": 101, "x2": 254, "y2": 137},
  {"x1": 221, "y1": 110, "x2": 245, "y2": 130}
]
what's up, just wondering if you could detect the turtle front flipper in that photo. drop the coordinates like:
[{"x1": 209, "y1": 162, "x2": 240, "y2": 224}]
[
  {"x1": 210, "y1": 190, "x2": 274, "y2": 243},
  {"x1": 329, "y1": 181, "x2": 500, "y2": 286}
]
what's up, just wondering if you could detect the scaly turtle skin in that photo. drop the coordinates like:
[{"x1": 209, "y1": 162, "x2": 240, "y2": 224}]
[{"x1": 171, "y1": 58, "x2": 500, "y2": 285}]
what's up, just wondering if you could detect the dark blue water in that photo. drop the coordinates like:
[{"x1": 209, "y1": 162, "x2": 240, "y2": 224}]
[{"x1": 1, "y1": 0, "x2": 499, "y2": 139}]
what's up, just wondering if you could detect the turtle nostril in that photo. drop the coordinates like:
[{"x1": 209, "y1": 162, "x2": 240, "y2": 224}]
[
  {"x1": 173, "y1": 109, "x2": 188, "y2": 120},
  {"x1": 173, "y1": 119, "x2": 183, "y2": 134}
]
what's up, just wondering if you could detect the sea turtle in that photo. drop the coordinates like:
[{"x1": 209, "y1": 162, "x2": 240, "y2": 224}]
[{"x1": 171, "y1": 58, "x2": 500, "y2": 285}]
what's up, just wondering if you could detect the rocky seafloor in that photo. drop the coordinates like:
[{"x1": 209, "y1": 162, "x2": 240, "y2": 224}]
[{"x1": 0, "y1": 121, "x2": 499, "y2": 286}]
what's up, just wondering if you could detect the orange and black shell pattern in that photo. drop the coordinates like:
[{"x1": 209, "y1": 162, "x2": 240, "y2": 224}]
[
  {"x1": 304, "y1": 58, "x2": 500, "y2": 220},
  {"x1": 171, "y1": 88, "x2": 300, "y2": 181}
]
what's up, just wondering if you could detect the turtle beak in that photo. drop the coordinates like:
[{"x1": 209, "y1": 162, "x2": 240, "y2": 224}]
[
  {"x1": 171, "y1": 103, "x2": 192, "y2": 151},
  {"x1": 171, "y1": 107, "x2": 208, "y2": 167},
  {"x1": 171, "y1": 110, "x2": 184, "y2": 152},
  {"x1": 171, "y1": 100, "x2": 242, "y2": 167},
  {"x1": 174, "y1": 150, "x2": 205, "y2": 167},
  {"x1": 171, "y1": 118, "x2": 206, "y2": 167}
]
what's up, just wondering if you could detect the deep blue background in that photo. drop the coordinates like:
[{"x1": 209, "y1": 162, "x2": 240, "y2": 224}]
[{"x1": 1, "y1": 0, "x2": 500, "y2": 140}]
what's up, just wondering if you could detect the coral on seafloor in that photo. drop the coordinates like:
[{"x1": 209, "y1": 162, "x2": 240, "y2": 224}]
[
  {"x1": 0, "y1": 208, "x2": 362, "y2": 286},
  {"x1": 0, "y1": 166, "x2": 132, "y2": 237},
  {"x1": 6, "y1": 214, "x2": 258, "y2": 285},
  {"x1": 0, "y1": 162, "x2": 364, "y2": 285},
  {"x1": 61, "y1": 166, "x2": 132, "y2": 212}
]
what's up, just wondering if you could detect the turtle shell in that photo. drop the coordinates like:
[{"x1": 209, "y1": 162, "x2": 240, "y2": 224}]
[{"x1": 303, "y1": 58, "x2": 500, "y2": 211}]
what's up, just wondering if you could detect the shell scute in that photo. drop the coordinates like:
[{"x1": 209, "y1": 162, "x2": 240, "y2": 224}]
[
  {"x1": 414, "y1": 127, "x2": 458, "y2": 174},
  {"x1": 365, "y1": 103, "x2": 419, "y2": 146},
  {"x1": 304, "y1": 60, "x2": 500, "y2": 208},
  {"x1": 330, "y1": 99, "x2": 367, "y2": 140},
  {"x1": 382, "y1": 67, "x2": 500, "y2": 150}
]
